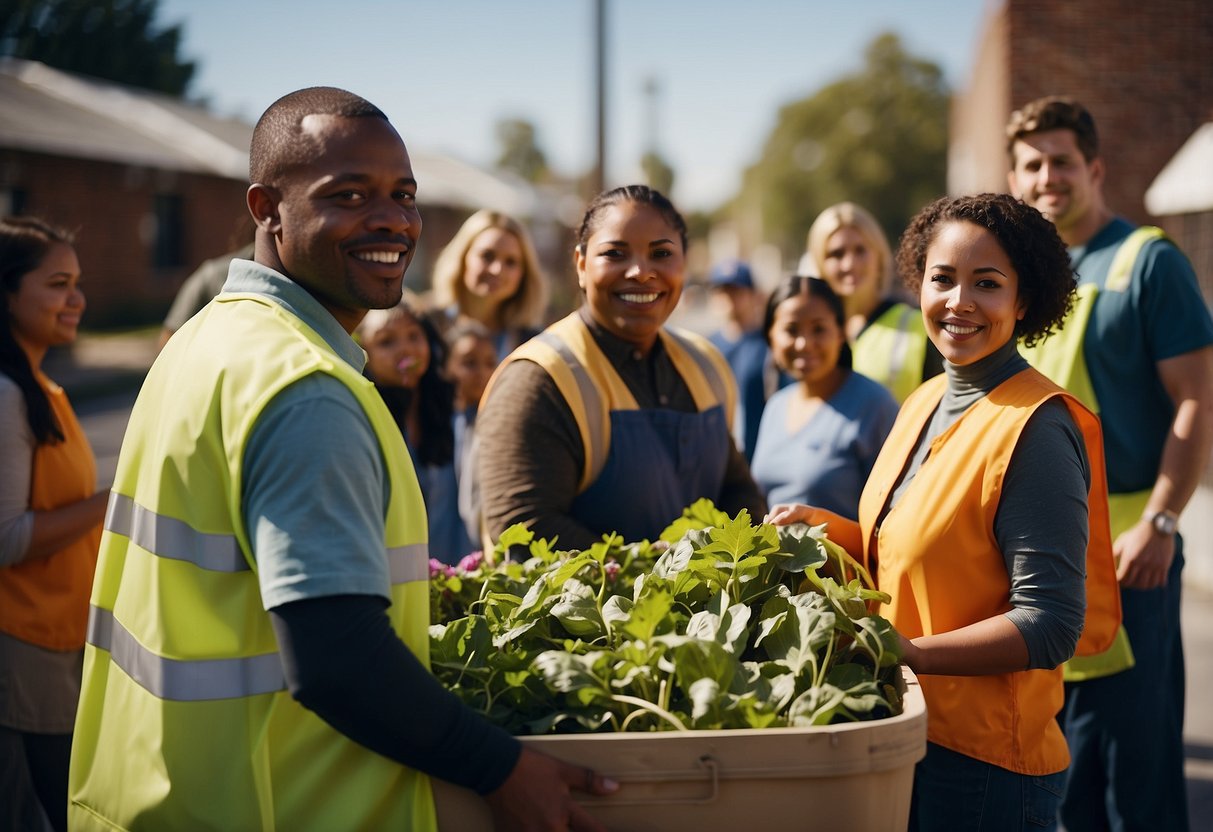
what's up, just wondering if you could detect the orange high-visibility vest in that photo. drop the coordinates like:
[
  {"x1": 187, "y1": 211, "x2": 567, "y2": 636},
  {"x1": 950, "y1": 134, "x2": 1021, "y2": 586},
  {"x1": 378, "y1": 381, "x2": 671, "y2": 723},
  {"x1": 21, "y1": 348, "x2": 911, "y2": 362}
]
[
  {"x1": 0, "y1": 373, "x2": 100, "y2": 649},
  {"x1": 858, "y1": 369, "x2": 1120, "y2": 774}
]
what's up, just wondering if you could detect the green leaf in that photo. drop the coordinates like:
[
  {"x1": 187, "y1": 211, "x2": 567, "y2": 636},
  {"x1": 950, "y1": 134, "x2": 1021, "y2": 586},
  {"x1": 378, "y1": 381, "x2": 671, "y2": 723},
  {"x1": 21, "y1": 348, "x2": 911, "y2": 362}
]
[
  {"x1": 775, "y1": 523, "x2": 830, "y2": 573},
  {"x1": 757, "y1": 593, "x2": 835, "y2": 675},
  {"x1": 620, "y1": 585, "x2": 674, "y2": 643},
  {"x1": 493, "y1": 523, "x2": 534, "y2": 560},
  {"x1": 659, "y1": 498, "x2": 730, "y2": 543},
  {"x1": 550, "y1": 578, "x2": 606, "y2": 638},
  {"x1": 672, "y1": 638, "x2": 738, "y2": 698},
  {"x1": 700, "y1": 510, "x2": 755, "y2": 561},
  {"x1": 788, "y1": 684, "x2": 850, "y2": 726},
  {"x1": 688, "y1": 677, "x2": 721, "y2": 725}
]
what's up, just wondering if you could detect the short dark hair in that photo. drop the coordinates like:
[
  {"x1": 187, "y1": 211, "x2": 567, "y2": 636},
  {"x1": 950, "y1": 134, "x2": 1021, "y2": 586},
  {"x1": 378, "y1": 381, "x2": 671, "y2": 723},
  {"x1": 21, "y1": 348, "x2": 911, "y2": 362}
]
[
  {"x1": 576, "y1": 185, "x2": 687, "y2": 254},
  {"x1": 249, "y1": 87, "x2": 389, "y2": 185},
  {"x1": 895, "y1": 193, "x2": 1075, "y2": 348},
  {"x1": 1006, "y1": 96, "x2": 1099, "y2": 162},
  {"x1": 762, "y1": 275, "x2": 852, "y2": 370},
  {"x1": 1, "y1": 216, "x2": 76, "y2": 443}
]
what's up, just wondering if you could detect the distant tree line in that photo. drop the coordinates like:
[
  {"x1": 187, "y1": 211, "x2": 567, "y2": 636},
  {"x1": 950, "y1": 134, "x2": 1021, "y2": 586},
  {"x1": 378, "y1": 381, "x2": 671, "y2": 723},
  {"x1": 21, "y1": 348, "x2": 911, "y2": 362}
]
[{"x1": 2, "y1": 0, "x2": 195, "y2": 96}]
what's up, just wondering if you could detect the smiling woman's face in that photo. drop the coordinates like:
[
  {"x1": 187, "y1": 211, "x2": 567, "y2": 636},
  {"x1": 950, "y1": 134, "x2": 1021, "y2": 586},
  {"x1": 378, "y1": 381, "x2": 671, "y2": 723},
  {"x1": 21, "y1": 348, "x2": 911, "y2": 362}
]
[
  {"x1": 919, "y1": 220, "x2": 1025, "y2": 366},
  {"x1": 574, "y1": 200, "x2": 685, "y2": 351},
  {"x1": 7, "y1": 242, "x2": 85, "y2": 354}
]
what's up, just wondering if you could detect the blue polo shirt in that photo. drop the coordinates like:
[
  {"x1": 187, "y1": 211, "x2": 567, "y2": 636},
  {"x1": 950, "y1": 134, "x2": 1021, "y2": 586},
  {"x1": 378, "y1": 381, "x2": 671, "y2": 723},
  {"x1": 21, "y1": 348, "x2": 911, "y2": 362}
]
[
  {"x1": 1072, "y1": 219, "x2": 1213, "y2": 493},
  {"x1": 225, "y1": 260, "x2": 396, "y2": 610}
]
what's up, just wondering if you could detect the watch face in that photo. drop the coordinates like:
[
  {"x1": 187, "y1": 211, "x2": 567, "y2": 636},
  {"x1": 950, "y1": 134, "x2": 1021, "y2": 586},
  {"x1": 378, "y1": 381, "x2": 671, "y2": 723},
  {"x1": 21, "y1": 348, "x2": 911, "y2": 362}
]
[{"x1": 1152, "y1": 512, "x2": 1178, "y2": 535}]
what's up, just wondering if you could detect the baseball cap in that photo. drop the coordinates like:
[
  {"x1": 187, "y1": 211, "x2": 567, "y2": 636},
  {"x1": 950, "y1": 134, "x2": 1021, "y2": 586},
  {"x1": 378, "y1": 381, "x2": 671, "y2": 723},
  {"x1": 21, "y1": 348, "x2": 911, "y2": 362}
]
[{"x1": 707, "y1": 259, "x2": 754, "y2": 289}]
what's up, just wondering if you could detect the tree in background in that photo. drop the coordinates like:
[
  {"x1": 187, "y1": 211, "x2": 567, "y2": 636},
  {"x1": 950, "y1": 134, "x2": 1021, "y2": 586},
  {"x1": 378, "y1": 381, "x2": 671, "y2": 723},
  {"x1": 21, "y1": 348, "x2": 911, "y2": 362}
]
[
  {"x1": 1, "y1": 0, "x2": 195, "y2": 96},
  {"x1": 641, "y1": 150, "x2": 675, "y2": 196},
  {"x1": 735, "y1": 33, "x2": 948, "y2": 261},
  {"x1": 494, "y1": 117, "x2": 550, "y2": 183}
]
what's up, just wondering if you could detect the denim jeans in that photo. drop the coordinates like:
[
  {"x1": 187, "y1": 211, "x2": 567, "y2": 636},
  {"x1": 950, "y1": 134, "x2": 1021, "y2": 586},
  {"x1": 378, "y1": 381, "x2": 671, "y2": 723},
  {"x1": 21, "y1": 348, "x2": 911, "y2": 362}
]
[{"x1": 910, "y1": 741, "x2": 1066, "y2": 831}]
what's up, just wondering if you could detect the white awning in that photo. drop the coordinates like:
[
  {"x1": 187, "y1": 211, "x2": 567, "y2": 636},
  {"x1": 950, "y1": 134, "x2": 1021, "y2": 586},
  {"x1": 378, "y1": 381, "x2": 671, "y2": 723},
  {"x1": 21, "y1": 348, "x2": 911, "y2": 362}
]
[{"x1": 1145, "y1": 122, "x2": 1213, "y2": 216}]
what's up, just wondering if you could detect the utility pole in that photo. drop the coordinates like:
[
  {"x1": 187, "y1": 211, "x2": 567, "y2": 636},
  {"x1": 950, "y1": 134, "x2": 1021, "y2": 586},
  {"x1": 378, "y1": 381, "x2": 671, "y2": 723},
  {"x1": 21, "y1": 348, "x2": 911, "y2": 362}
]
[{"x1": 593, "y1": 0, "x2": 607, "y2": 196}]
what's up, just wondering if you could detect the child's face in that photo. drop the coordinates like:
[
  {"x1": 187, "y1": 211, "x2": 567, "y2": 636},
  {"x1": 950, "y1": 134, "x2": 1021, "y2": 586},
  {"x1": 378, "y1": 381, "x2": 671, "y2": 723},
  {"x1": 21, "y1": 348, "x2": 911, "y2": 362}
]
[
  {"x1": 364, "y1": 314, "x2": 431, "y2": 389},
  {"x1": 447, "y1": 333, "x2": 498, "y2": 407}
]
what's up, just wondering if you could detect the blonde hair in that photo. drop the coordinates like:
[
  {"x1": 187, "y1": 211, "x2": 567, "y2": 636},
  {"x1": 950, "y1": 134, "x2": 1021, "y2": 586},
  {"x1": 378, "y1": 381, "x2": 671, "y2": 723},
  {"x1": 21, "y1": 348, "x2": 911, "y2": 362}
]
[
  {"x1": 429, "y1": 210, "x2": 548, "y2": 330},
  {"x1": 803, "y1": 202, "x2": 894, "y2": 297}
]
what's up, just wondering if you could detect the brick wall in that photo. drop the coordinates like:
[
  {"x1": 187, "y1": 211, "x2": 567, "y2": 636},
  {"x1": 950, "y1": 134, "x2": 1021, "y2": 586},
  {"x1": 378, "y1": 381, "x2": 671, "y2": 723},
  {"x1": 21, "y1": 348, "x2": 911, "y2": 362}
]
[
  {"x1": 0, "y1": 149, "x2": 248, "y2": 327},
  {"x1": 1006, "y1": 0, "x2": 1213, "y2": 225},
  {"x1": 952, "y1": 0, "x2": 1213, "y2": 224}
]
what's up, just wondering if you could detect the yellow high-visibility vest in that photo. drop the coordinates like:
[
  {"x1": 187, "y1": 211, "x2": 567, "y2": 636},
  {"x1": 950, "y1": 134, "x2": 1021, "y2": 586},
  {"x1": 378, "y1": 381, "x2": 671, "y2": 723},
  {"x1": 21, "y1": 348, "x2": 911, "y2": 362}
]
[
  {"x1": 69, "y1": 291, "x2": 436, "y2": 831},
  {"x1": 852, "y1": 302, "x2": 930, "y2": 403},
  {"x1": 1021, "y1": 225, "x2": 1166, "y2": 682}
]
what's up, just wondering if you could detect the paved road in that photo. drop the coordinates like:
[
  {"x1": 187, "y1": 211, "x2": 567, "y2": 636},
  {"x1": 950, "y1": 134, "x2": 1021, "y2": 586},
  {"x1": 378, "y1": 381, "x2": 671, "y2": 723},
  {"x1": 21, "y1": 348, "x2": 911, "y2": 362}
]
[{"x1": 77, "y1": 389, "x2": 1213, "y2": 823}]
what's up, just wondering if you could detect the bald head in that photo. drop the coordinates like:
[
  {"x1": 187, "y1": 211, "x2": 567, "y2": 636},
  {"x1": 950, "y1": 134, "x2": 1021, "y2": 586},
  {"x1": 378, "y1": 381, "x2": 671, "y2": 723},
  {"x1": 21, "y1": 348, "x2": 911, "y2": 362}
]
[{"x1": 249, "y1": 86, "x2": 389, "y2": 186}]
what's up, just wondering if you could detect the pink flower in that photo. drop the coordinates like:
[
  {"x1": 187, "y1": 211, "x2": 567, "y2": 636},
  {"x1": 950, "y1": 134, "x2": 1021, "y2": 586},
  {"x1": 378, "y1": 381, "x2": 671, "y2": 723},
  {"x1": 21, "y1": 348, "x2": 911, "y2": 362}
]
[
  {"x1": 604, "y1": 559, "x2": 621, "y2": 583},
  {"x1": 458, "y1": 551, "x2": 485, "y2": 573},
  {"x1": 429, "y1": 558, "x2": 456, "y2": 578}
]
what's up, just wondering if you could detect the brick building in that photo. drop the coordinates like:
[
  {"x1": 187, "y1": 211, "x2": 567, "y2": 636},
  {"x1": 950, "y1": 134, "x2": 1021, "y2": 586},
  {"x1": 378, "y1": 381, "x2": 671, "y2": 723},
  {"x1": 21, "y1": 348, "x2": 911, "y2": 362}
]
[
  {"x1": 949, "y1": 0, "x2": 1213, "y2": 586},
  {"x1": 0, "y1": 58, "x2": 549, "y2": 328}
]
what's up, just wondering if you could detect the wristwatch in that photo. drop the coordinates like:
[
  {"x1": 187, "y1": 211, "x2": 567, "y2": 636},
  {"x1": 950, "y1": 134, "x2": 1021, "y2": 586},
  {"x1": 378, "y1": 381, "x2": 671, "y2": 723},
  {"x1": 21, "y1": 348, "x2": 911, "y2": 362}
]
[{"x1": 1148, "y1": 510, "x2": 1179, "y2": 536}]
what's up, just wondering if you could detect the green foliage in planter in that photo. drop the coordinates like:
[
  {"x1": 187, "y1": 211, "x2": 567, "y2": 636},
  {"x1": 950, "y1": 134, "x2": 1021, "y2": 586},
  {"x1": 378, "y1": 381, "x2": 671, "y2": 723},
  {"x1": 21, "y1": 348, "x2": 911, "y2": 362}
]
[{"x1": 428, "y1": 500, "x2": 902, "y2": 734}]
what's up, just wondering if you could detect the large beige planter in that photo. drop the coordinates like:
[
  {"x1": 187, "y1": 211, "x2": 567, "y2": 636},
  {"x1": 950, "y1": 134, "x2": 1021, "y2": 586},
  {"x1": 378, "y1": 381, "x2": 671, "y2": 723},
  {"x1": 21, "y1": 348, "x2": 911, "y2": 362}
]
[{"x1": 433, "y1": 665, "x2": 926, "y2": 831}]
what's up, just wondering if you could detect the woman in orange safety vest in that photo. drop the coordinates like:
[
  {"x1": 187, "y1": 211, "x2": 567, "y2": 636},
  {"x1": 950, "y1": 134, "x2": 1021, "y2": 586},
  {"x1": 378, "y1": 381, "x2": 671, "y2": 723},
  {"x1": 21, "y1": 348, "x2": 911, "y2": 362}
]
[
  {"x1": 0, "y1": 216, "x2": 108, "y2": 832},
  {"x1": 771, "y1": 193, "x2": 1121, "y2": 832}
]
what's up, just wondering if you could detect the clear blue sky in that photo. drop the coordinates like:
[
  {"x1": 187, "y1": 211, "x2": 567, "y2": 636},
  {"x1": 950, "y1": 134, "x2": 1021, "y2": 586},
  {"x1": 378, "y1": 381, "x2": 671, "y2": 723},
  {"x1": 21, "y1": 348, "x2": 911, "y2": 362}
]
[{"x1": 158, "y1": 0, "x2": 993, "y2": 212}]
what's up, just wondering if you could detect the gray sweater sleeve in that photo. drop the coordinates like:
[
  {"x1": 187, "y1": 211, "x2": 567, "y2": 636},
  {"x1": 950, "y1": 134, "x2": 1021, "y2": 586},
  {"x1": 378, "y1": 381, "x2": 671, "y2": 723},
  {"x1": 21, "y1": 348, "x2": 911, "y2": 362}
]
[
  {"x1": 0, "y1": 376, "x2": 35, "y2": 567},
  {"x1": 995, "y1": 398, "x2": 1090, "y2": 669}
]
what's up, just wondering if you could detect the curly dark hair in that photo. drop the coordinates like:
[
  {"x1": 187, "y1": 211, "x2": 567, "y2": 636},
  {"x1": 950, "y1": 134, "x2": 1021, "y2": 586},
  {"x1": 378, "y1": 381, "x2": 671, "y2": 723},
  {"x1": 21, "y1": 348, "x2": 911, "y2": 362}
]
[{"x1": 895, "y1": 193, "x2": 1075, "y2": 348}]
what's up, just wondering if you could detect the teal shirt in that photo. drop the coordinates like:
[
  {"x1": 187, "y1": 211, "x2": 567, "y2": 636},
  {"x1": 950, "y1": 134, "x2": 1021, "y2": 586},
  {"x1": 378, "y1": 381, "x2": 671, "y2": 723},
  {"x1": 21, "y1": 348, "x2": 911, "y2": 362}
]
[
  {"x1": 1071, "y1": 219, "x2": 1213, "y2": 494},
  {"x1": 225, "y1": 260, "x2": 395, "y2": 609}
]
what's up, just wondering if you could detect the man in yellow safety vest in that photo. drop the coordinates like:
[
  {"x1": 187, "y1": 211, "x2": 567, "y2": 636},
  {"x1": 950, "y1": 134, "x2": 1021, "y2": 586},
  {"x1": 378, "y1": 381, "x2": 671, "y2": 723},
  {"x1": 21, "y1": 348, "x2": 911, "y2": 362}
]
[
  {"x1": 68, "y1": 86, "x2": 616, "y2": 831},
  {"x1": 1007, "y1": 95, "x2": 1213, "y2": 832}
]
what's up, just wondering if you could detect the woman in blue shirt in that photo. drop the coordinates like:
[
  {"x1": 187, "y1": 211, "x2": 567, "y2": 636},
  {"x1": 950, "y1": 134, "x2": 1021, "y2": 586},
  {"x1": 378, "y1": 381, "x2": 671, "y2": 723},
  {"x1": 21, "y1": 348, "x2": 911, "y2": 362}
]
[{"x1": 750, "y1": 275, "x2": 899, "y2": 520}]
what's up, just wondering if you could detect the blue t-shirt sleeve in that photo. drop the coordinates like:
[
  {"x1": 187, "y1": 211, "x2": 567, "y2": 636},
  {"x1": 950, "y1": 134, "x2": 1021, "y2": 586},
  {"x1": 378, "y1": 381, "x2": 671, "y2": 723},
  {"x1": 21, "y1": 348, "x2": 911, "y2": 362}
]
[
  {"x1": 1138, "y1": 239, "x2": 1213, "y2": 361},
  {"x1": 242, "y1": 373, "x2": 392, "y2": 610}
]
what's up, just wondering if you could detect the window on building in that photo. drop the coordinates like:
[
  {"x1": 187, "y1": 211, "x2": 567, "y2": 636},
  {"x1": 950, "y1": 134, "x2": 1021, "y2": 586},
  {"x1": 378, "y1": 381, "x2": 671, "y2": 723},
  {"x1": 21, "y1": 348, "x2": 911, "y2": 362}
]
[
  {"x1": 1, "y1": 188, "x2": 28, "y2": 216},
  {"x1": 151, "y1": 194, "x2": 186, "y2": 268}
]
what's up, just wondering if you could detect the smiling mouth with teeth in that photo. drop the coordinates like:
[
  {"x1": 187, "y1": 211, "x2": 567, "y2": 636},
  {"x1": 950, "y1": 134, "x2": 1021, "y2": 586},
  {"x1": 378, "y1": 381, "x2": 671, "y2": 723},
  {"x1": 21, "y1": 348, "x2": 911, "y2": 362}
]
[
  {"x1": 354, "y1": 251, "x2": 402, "y2": 264},
  {"x1": 619, "y1": 292, "x2": 660, "y2": 303},
  {"x1": 942, "y1": 322, "x2": 981, "y2": 335}
]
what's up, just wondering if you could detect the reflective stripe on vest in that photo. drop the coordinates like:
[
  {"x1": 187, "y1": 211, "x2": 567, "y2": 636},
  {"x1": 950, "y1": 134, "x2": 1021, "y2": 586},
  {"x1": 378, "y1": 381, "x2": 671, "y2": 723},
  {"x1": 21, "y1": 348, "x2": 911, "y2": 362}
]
[
  {"x1": 1021, "y1": 226, "x2": 1165, "y2": 682},
  {"x1": 486, "y1": 312, "x2": 735, "y2": 494},
  {"x1": 71, "y1": 291, "x2": 437, "y2": 831},
  {"x1": 87, "y1": 605, "x2": 286, "y2": 701},
  {"x1": 104, "y1": 491, "x2": 430, "y2": 584}
]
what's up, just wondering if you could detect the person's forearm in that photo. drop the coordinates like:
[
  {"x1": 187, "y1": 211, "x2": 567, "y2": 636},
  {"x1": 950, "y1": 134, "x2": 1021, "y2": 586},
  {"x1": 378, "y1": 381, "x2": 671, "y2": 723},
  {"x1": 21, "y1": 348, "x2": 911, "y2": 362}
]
[
  {"x1": 901, "y1": 614, "x2": 1030, "y2": 677},
  {"x1": 24, "y1": 490, "x2": 108, "y2": 562},
  {"x1": 271, "y1": 595, "x2": 521, "y2": 794},
  {"x1": 1147, "y1": 395, "x2": 1213, "y2": 519}
]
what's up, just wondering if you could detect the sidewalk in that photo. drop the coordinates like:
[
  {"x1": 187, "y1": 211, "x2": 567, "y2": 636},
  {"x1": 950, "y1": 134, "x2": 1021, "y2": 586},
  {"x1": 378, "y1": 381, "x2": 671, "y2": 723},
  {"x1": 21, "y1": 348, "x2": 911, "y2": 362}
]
[{"x1": 44, "y1": 329, "x2": 160, "y2": 403}]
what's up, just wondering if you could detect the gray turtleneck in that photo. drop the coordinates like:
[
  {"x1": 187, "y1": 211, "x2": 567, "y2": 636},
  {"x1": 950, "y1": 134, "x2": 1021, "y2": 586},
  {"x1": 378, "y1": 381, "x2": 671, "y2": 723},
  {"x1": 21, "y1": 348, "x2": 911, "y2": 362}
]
[{"x1": 887, "y1": 339, "x2": 1090, "y2": 670}]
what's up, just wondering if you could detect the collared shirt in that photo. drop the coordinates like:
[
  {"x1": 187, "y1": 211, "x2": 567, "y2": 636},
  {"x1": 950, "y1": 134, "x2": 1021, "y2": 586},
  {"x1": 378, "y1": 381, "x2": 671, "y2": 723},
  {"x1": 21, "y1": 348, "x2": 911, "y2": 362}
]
[{"x1": 224, "y1": 260, "x2": 393, "y2": 609}]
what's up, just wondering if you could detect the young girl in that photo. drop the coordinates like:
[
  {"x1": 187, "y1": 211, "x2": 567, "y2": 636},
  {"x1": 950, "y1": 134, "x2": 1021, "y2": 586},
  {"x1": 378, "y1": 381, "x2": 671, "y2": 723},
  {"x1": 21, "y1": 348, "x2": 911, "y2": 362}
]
[
  {"x1": 750, "y1": 276, "x2": 899, "y2": 520},
  {"x1": 444, "y1": 319, "x2": 497, "y2": 550},
  {"x1": 358, "y1": 294, "x2": 475, "y2": 565},
  {"x1": 0, "y1": 216, "x2": 108, "y2": 832}
]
